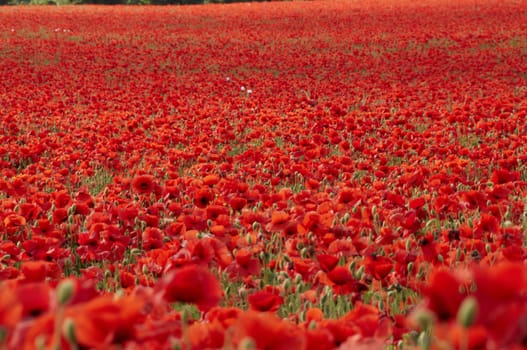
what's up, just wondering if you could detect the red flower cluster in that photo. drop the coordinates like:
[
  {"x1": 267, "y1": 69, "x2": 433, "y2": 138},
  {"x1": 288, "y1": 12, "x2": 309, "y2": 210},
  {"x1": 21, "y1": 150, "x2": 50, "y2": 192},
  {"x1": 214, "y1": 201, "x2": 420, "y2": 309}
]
[{"x1": 0, "y1": 0, "x2": 526, "y2": 349}]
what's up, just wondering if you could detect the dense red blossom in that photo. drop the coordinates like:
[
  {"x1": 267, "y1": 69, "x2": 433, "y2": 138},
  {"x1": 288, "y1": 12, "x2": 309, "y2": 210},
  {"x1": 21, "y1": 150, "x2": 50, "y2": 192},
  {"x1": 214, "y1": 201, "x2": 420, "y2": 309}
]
[
  {"x1": 158, "y1": 265, "x2": 222, "y2": 312},
  {"x1": 0, "y1": 0, "x2": 526, "y2": 348}
]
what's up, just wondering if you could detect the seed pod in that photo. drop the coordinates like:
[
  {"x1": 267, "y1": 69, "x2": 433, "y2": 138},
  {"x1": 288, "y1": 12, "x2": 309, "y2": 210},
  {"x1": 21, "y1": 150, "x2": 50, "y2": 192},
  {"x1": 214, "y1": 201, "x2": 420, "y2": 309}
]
[
  {"x1": 57, "y1": 279, "x2": 75, "y2": 306},
  {"x1": 238, "y1": 337, "x2": 256, "y2": 350},
  {"x1": 62, "y1": 317, "x2": 77, "y2": 346},
  {"x1": 407, "y1": 262, "x2": 414, "y2": 275},
  {"x1": 457, "y1": 296, "x2": 478, "y2": 328},
  {"x1": 417, "y1": 331, "x2": 431, "y2": 350},
  {"x1": 413, "y1": 309, "x2": 435, "y2": 331}
]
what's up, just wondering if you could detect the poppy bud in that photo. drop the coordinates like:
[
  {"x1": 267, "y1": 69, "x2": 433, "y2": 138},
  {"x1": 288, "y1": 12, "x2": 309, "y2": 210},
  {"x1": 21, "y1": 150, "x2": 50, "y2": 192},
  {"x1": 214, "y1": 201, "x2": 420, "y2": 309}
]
[
  {"x1": 130, "y1": 248, "x2": 141, "y2": 256},
  {"x1": 456, "y1": 247, "x2": 462, "y2": 261},
  {"x1": 57, "y1": 279, "x2": 75, "y2": 306},
  {"x1": 62, "y1": 317, "x2": 76, "y2": 346},
  {"x1": 35, "y1": 335, "x2": 46, "y2": 350},
  {"x1": 238, "y1": 337, "x2": 256, "y2": 350},
  {"x1": 457, "y1": 296, "x2": 478, "y2": 328},
  {"x1": 412, "y1": 309, "x2": 435, "y2": 331},
  {"x1": 371, "y1": 206, "x2": 378, "y2": 222},
  {"x1": 238, "y1": 286, "x2": 248, "y2": 298},
  {"x1": 294, "y1": 274, "x2": 303, "y2": 284},
  {"x1": 341, "y1": 212, "x2": 350, "y2": 224},
  {"x1": 172, "y1": 339, "x2": 183, "y2": 350},
  {"x1": 348, "y1": 261, "x2": 356, "y2": 273},
  {"x1": 503, "y1": 220, "x2": 514, "y2": 228},
  {"x1": 283, "y1": 278, "x2": 292, "y2": 292},
  {"x1": 417, "y1": 331, "x2": 431, "y2": 350},
  {"x1": 67, "y1": 204, "x2": 76, "y2": 217},
  {"x1": 407, "y1": 262, "x2": 414, "y2": 275},
  {"x1": 354, "y1": 266, "x2": 365, "y2": 280}
]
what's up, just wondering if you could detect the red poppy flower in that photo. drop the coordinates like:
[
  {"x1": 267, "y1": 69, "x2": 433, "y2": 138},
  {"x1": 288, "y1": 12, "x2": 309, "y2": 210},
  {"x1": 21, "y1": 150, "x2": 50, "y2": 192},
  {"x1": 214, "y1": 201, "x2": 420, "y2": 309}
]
[
  {"x1": 229, "y1": 196, "x2": 247, "y2": 211},
  {"x1": 317, "y1": 254, "x2": 339, "y2": 273},
  {"x1": 327, "y1": 266, "x2": 353, "y2": 285},
  {"x1": 271, "y1": 211, "x2": 290, "y2": 226},
  {"x1": 227, "y1": 248, "x2": 259, "y2": 278},
  {"x1": 132, "y1": 174, "x2": 156, "y2": 195},
  {"x1": 186, "y1": 319, "x2": 225, "y2": 350},
  {"x1": 142, "y1": 227, "x2": 164, "y2": 250},
  {"x1": 19, "y1": 203, "x2": 41, "y2": 221},
  {"x1": 15, "y1": 282, "x2": 52, "y2": 319},
  {"x1": 206, "y1": 307, "x2": 243, "y2": 328},
  {"x1": 474, "y1": 262, "x2": 526, "y2": 317},
  {"x1": 21, "y1": 261, "x2": 48, "y2": 282},
  {"x1": 159, "y1": 264, "x2": 222, "y2": 312},
  {"x1": 490, "y1": 168, "x2": 519, "y2": 184},
  {"x1": 194, "y1": 187, "x2": 215, "y2": 208},
  {"x1": 364, "y1": 255, "x2": 393, "y2": 282},
  {"x1": 318, "y1": 319, "x2": 360, "y2": 346},
  {"x1": 0, "y1": 286, "x2": 22, "y2": 332},
  {"x1": 188, "y1": 238, "x2": 215, "y2": 265},
  {"x1": 342, "y1": 302, "x2": 380, "y2": 337},
  {"x1": 203, "y1": 174, "x2": 220, "y2": 186},
  {"x1": 248, "y1": 290, "x2": 283, "y2": 312},
  {"x1": 448, "y1": 324, "x2": 489, "y2": 350},
  {"x1": 51, "y1": 295, "x2": 144, "y2": 349},
  {"x1": 54, "y1": 190, "x2": 72, "y2": 208},
  {"x1": 230, "y1": 311, "x2": 306, "y2": 350},
  {"x1": 52, "y1": 208, "x2": 68, "y2": 224},
  {"x1": 305, "y1": 328, "x2": 334, "y2": 350},
  {"x1": 3, "y1": 213, "x2": 26, "y2": 234},
  {"x1": 422, "y1": 269, "x2": 467, "y2": 321},
  {"x1": 338, "y1": 187, "x2": 356, "y2": 204}
]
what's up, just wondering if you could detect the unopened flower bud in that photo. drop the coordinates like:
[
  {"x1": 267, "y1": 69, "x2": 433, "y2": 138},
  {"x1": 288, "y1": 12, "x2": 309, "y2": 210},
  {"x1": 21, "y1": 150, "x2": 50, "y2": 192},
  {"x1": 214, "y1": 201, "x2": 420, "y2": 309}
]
[
  {"x1": 407, "y1": 262, "x2": 414, "y2": 275},
  {"x1": 417, "y1": 331, "x2": 431, "y2": 350},
  {"x1": 57, "y1": 279, "x2": 75, "y2": 306},
  {"x1": 412, "y1": 309, "x2": 435, "y2": 331},
  {"x1": 457, "y1": 296, "x2": 478, "y2": 328},
  {"x1": 238, "y1": 337, "x2": 255, "y2": 350},
  {"x1": 62, "y1": 317, "x2": 76, "y2": 345}
]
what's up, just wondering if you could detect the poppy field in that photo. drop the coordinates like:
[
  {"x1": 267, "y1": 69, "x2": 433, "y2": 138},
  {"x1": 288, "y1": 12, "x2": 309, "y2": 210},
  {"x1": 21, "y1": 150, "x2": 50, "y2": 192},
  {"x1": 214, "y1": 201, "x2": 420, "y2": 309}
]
[{"x1": 1, "y1": 0, "x2": 526, "y2": 349}]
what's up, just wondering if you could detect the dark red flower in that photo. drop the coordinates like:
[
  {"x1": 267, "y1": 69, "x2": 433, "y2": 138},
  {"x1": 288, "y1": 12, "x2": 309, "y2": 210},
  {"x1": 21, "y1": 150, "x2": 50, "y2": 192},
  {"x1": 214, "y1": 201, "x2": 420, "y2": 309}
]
[
  {"x1": 142, "y1": 227, "x2": 164, "y2": 250},
  {"x1": 248, "y1": 290, "x2": 283, "y2": 312},
  {"x1": 159, "y1": 265, "x2": 222, "y2": 312},
  {"x1": 15, "y1": 282, "x2": 52, "y2": 319},
  {"x1": 327, "y1": 266, "x2": 353, "y2": 285},
  {"x1": 132, "y1": 174, "x2": 156, "y2": 195},
  {"x1": 317, "y1": 254, "x2": 339, "y2": 273},
  {"x1": 21, "y1": 261, "x2": 47, "y2": 282},
  {"x1": 230, "y1": 311, "x2": 306, "y2": 350},
  {"x1": 364, "y1": 255, "x2": 393, "y2": 281},
  {"x1": 229, "y1": 197, "x2": 247, "y2": 211},
  {"x1": 422, "y1": 269, "x2": 467, "y2": 321},
  {"x1": 194, "y1": 188, "x2": 215, "y2": 208}
]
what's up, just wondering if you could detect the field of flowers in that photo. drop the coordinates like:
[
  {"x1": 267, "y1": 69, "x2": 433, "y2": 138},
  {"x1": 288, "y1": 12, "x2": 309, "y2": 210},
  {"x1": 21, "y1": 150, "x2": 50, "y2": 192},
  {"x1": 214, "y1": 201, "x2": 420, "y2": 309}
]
[{"x1": 0, "y1": 1, "x2": 526, "y2": 349}]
